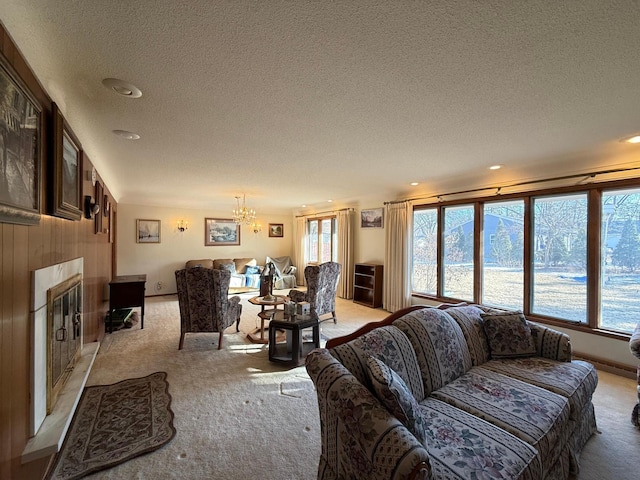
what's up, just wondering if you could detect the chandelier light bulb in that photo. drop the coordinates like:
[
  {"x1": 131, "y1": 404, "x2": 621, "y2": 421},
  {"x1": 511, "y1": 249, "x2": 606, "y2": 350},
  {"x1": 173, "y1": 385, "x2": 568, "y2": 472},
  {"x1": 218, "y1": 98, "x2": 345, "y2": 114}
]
[{"x1": 232, "y1": 194, "x2": 256, "y2": 225}]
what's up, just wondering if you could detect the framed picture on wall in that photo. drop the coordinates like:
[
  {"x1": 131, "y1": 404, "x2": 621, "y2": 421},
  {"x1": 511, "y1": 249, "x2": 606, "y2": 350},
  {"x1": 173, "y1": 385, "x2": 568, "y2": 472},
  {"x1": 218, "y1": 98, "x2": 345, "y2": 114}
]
[
  {"x1": 205, "y1": 218, "x2": 240, "y2": 246},
  {"x1": 51, "y1": 103, "x2": 83, "y2": 220},
  {"x1": 361, "y1": 207, "x2": 383, "y2": 228},
  {"x1": 0, "y1": 54, "x2": 42, "y2": 225},
  {"x1": 136, "y1": 219, "x2": 161, "y2": 243},
  {"x1": 268, "y1": 223, "x2": 284, "y2": 238}
]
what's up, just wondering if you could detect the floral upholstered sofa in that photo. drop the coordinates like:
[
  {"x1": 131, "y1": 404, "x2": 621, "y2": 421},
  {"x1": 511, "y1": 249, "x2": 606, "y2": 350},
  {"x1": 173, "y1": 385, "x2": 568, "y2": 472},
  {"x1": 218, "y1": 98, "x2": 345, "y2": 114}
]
[{"x1": 306, "y1": 304, "x2": 598, "y2": 480}]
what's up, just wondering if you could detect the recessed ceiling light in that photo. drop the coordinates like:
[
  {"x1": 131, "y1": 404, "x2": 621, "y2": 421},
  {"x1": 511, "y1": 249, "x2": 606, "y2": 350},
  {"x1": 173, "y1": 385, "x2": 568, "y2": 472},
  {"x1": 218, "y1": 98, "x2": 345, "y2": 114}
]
[
  {"x1": 327, "y1": 199, "x2": 333, "y2": 202},
  {"x1": 301, "y1": 204, "x2": 307, "y2": 208},
  {"x1": 623, "y1": 135, "x2": 640, "y2": 144},
  {"x1": 102, "y1": 78, "x2": 142, "y2": 98},
  {"x1": 112, "y1": 129, "x2": 140, "y2": 140},
  {"x1": 410, "y1": 182, "x2": 419, "y2": 186},
  {"x1": 489, "y1": 164, "x2": 503, "y2": 170}
]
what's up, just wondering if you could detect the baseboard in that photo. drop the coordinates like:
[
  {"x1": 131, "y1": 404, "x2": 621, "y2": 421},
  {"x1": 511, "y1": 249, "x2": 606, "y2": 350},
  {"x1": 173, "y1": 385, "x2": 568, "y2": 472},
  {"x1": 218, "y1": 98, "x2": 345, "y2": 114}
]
[{"x1": 573, "y1": 351, "x2": 636, "y2": 379}]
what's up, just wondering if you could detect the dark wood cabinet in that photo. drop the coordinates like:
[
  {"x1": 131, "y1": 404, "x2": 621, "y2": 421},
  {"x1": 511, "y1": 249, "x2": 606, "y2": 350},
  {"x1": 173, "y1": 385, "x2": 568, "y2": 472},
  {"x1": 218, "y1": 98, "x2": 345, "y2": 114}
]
[
  {"x1": 353, "y1": 264, "x2": 383, "y2": 308},
  {"x1": 108, "y1": 274, "x2": 146, "y2": 333}
]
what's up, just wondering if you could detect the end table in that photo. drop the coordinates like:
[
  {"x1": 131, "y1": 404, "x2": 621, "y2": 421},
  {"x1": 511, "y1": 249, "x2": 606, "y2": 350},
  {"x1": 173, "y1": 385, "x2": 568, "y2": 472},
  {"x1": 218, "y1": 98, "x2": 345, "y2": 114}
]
[{"x1": 268, "y1": 310, "x2": 320, "y2": 366}]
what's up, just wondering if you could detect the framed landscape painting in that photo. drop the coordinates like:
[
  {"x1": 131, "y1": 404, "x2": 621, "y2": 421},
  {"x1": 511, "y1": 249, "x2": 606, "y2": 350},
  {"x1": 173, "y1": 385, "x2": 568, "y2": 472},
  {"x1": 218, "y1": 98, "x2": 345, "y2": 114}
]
[
  {"x1": 361, "y1": 207, "x2": 383, "y2": 228},
  {"x1": 268, "y1": 223, "x2": 283, "y2": 238},
  {"x1": 0, "y1": 54, "x2": 42, "y2": 225},
  {"x1": 136, "y1": 219, "x2": 161, "y2": 243},
  {"x1": 205, "y1": 218, "x2": 240, "y2": 246},
  {"x1": 51, "y1": 103, "x2": 83, "y2": 220}
]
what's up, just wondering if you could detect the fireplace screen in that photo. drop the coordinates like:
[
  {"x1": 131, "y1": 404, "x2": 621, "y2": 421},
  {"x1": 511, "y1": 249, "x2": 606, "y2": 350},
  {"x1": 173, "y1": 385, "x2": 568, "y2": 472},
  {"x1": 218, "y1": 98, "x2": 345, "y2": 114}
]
[{"x1": 47, "y1": 274, "x2": 82, "y2": 413}]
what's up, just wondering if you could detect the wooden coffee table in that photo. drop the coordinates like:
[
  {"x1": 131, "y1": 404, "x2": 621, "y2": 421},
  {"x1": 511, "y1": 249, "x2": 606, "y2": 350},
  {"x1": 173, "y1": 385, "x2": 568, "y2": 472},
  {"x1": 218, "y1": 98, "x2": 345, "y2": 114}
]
[
  {"x1": 268, "y1": 310, "x2": 320, "y2": 366},
  {"x1": 247, "y1": 295, "x2": 289, "y2": 344}
]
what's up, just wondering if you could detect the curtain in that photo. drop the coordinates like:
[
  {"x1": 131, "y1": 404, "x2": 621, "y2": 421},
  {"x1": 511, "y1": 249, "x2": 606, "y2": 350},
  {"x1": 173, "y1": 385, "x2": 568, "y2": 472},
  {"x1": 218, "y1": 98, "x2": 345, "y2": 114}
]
[
  {"x1": 293, "y1": 216, "x2": 307, "y2": 286},
  {"x1": 383, "y1": 201, "x2": 413, "y2": 312},
  {"x1": 336, "y1": 209, "x2": 355, "y2": 299}
]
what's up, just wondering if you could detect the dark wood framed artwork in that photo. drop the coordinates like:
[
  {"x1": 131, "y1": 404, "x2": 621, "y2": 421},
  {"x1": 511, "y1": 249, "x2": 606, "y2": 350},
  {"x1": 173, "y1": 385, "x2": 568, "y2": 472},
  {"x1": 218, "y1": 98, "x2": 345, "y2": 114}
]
[
  {"x1": 205, "y1": 218, "x2": 240, "y2": 246},
  {"x1": 51, "y1": 103, "x2": 83, "y2": 220},
  {"x1": 268, "y1": 223, "x2": 284, "y2": 238},
  {"x1": 0, "y1": 53, "x2": 42, "y2": 225}
]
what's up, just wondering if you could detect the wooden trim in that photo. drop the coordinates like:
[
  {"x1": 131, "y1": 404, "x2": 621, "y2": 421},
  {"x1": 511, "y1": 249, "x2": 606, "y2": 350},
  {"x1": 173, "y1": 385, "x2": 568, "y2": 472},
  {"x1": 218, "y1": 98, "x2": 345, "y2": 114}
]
[
  {"x1": 473, "y1": 202, "x2": 482, "y2": 302},
  {"x1": 587, "y1": 189, "x2": 601, "y2": 329},
  {"x1": 573, "y1": 351, "x2": 635, "y2": 379}
]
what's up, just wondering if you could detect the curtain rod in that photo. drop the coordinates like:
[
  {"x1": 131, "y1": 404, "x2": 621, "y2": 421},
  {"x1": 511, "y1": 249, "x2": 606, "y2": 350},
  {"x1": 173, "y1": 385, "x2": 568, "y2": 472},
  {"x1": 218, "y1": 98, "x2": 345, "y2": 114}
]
[
  {"x1": 384, "y1": 165, "x2": 640, "y2": 205},
  {"x1": 296, "y1": 207, "x2": 354, "y2": 218}
]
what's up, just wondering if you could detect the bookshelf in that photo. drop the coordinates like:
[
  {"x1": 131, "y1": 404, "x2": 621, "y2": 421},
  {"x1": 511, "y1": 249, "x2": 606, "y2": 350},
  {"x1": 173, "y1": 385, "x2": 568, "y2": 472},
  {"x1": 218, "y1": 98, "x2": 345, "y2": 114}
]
[{"x1": 353, "y1": 263, "x2": 383, "y2": 308}]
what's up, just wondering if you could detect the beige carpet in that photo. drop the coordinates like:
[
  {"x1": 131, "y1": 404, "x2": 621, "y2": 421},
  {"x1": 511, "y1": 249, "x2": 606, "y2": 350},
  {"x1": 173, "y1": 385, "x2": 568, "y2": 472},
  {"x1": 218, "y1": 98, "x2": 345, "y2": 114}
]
[{"x1": 83, "y1": 293, "x2": 638, "y2": 479}]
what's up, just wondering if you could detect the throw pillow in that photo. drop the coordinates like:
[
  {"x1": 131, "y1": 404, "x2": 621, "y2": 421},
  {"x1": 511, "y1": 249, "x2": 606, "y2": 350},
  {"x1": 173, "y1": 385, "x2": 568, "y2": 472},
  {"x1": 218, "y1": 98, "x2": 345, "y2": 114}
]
[
  {"x1": 365, "y1": 356, "x2": 428, "y2": 447},
  {"x1": 220, "y1": 263, "x2": 236, "y2": 274},
  {"x1": 481, "y1": 311, "x2": 536, "y2": 359},
  {"x1": 245, "y1": 266, "x2": 260, "y2": 275}
]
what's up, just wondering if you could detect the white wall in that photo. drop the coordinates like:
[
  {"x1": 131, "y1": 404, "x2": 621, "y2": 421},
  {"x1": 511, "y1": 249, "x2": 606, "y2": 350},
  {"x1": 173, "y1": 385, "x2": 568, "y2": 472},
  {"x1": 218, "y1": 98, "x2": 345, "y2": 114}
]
[{"x1": 117, "y1": 203, "x2": 293, "y2": 294}]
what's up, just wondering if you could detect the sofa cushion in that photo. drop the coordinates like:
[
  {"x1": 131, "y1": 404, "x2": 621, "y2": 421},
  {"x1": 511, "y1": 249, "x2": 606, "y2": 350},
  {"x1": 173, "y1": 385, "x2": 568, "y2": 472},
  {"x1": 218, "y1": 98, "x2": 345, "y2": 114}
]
[
  {"x1": 431, "y1": 367, "x2": 570, "y2": 477},
  {"x1": 444, "y1": 305, "x2": 491, "y2": 366},
  {"x1": 393, "y1": 308, "x2": 472, "y2": 396},
  {"x1": 419, "y1": 398, "x2": 542, "y2": 479},
  {"x1": 482, "y1": 311, "x2": 536, "y2": 359},
  {"x1": 213, "y1": 258, "x2": 234, "y2": 270},
  {"x1": 330, "y1": 325, "x2": 425, "y2": 401},
  {"x1": 481, "y1": 357, "x2": 598, "y2": 421},
  {"x1": 233, "y1": 257, "x2": 257, "y2": 274},
  {"x1": 220, "y1": 263, "x2": 236, "y2": 274},
  {"x1": 366, "y1": 356, "x2": 428, "y2": 447},
  {"x1": 185, "y1": 259, "x2": 213, "y2": 269},
  {"x1": 245, "y1": 265, "x2": 260, "y2": 275}
]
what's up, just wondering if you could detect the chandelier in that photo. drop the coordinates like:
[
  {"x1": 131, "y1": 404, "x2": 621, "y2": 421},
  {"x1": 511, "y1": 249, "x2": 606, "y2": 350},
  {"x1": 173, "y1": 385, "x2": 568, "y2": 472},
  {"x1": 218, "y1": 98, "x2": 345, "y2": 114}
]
[{"x1": 232, "y1": 194, "x2": 256, "y2": 225}]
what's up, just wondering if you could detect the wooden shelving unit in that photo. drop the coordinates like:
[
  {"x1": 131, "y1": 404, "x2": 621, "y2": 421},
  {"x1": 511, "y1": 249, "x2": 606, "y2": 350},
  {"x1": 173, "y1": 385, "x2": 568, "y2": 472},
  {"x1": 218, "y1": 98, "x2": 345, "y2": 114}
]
[{"x1": 353, "y1": 263, "x2": 383, "y2": 308}]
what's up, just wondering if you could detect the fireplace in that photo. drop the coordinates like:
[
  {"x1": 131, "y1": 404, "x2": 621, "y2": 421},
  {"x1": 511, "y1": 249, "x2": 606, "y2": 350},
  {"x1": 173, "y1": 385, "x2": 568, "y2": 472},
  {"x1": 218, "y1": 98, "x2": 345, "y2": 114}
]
[
  {"x1": 46, "y1": 273, "x2": 82, "y2": 414},
  {"x1": 24, "y1": 258, "x2": 99, "y2": 463}
]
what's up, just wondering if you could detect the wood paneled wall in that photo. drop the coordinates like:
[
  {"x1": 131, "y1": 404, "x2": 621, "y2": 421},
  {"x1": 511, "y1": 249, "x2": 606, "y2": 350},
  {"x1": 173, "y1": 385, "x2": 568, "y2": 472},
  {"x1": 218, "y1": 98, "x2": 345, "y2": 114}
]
[{"x1": 0, "y1": 23, "x2": 115, "y2": 480}]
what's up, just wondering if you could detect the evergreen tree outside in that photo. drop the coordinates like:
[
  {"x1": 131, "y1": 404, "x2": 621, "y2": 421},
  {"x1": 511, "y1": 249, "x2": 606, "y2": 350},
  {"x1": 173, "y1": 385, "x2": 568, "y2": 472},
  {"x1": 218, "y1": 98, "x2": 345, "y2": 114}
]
[
  {"x1": 612, "y1": 219, "x2": 640, "y2": 271},
  {"x1": 491, "y1": 218, "x2": 513, "y2": 266}
]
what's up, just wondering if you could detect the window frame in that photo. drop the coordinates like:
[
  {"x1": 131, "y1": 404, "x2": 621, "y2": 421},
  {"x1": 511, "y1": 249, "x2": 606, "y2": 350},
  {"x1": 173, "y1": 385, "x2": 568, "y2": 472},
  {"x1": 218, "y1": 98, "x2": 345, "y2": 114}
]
[
  {"x1": 307, "y1": 215, "x2": 337, "y2": 264},
  {"x1": 411, "y1": 177, "x2": 640, "y2": 340}
]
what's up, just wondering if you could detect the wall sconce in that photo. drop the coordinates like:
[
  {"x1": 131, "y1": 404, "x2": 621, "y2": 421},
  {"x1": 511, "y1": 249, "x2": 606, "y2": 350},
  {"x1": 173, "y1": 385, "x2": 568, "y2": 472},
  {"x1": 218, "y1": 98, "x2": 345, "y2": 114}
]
[
  {"x1": 177, "y1": 220, "x2": 189, "y2": 232},
  {"x1": 251, "y1": 222, "x2": 262, "y2": 235},
  {"x1": 84, "y1": 196, "x2": 100, "y2": 219}
]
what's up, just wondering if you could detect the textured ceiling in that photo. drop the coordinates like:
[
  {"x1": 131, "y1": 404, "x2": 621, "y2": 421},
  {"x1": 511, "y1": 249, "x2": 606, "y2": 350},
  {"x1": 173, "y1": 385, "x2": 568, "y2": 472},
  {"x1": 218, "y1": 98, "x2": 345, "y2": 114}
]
[{"x1": 1, "y1": 1, "x2": 640, "y2": 213}]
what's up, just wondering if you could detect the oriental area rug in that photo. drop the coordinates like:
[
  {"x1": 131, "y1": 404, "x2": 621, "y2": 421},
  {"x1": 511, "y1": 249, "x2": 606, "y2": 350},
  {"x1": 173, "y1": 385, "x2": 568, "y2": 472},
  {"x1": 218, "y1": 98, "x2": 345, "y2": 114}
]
[{"x1": 46, "y1": 372, "x2": 176, "y2": 480}]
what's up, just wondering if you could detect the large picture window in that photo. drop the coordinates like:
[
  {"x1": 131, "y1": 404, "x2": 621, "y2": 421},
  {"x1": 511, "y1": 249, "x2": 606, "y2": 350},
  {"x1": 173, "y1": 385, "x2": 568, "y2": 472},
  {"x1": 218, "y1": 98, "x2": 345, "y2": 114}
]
[
  {"x1": 483, "y1": 200, "x2": 524, "y2": 310},
  {"x1": 532, "y1": 194, "x2": 588, "y2": 323},
  {"x1": 601, "y1": 188, "x2": 640, "y2": 333},
  {"x1": 411, "y1": 179, "x2": 640, "y2": 335}
]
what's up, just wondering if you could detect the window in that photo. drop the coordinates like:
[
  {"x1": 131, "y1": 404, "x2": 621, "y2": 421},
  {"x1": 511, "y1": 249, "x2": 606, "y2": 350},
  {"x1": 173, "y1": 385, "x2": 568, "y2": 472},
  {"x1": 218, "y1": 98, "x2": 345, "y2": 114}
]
[
  {"x1": 443, "y1": 205, "x2": 474, "y2": 300},
  {"x1": 307, "y1": 217, "x2": 337, "y2": 263},
  {"x1": 532, "y1": 194, "x2": 588, "y2": 323},
  {"x1": 601, "y1": 188, "x2": 640, "y2": 332},
  {"x1": 410, "y1": 179, "x2": 640, "y2": 335},
  {"x1": 483, "y1": 200, "x2": 524, "y2": 310},
  {"x1": 412, "y1": 208, "x2": 438, "y2": 295}
]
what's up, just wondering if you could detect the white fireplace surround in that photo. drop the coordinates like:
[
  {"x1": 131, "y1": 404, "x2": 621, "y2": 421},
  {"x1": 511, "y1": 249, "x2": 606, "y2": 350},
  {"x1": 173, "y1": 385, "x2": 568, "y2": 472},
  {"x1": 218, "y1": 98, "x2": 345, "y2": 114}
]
[{"x1": 22, "y1": 257, "x2": 100, "y2": 463}]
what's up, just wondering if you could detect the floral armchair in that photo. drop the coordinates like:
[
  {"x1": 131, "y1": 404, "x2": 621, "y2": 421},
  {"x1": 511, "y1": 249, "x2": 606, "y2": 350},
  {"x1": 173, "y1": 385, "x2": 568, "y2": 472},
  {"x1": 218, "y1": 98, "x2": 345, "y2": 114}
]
[
  {"x1": 289, "y1": 261, "x2": 341, "y2": 323},
  {"x1": 630, "y1": 320, "x2": 640, "y2": 426},
  {"x1": 175, "y1": 267, "x2": 242, "y2": 350}
]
